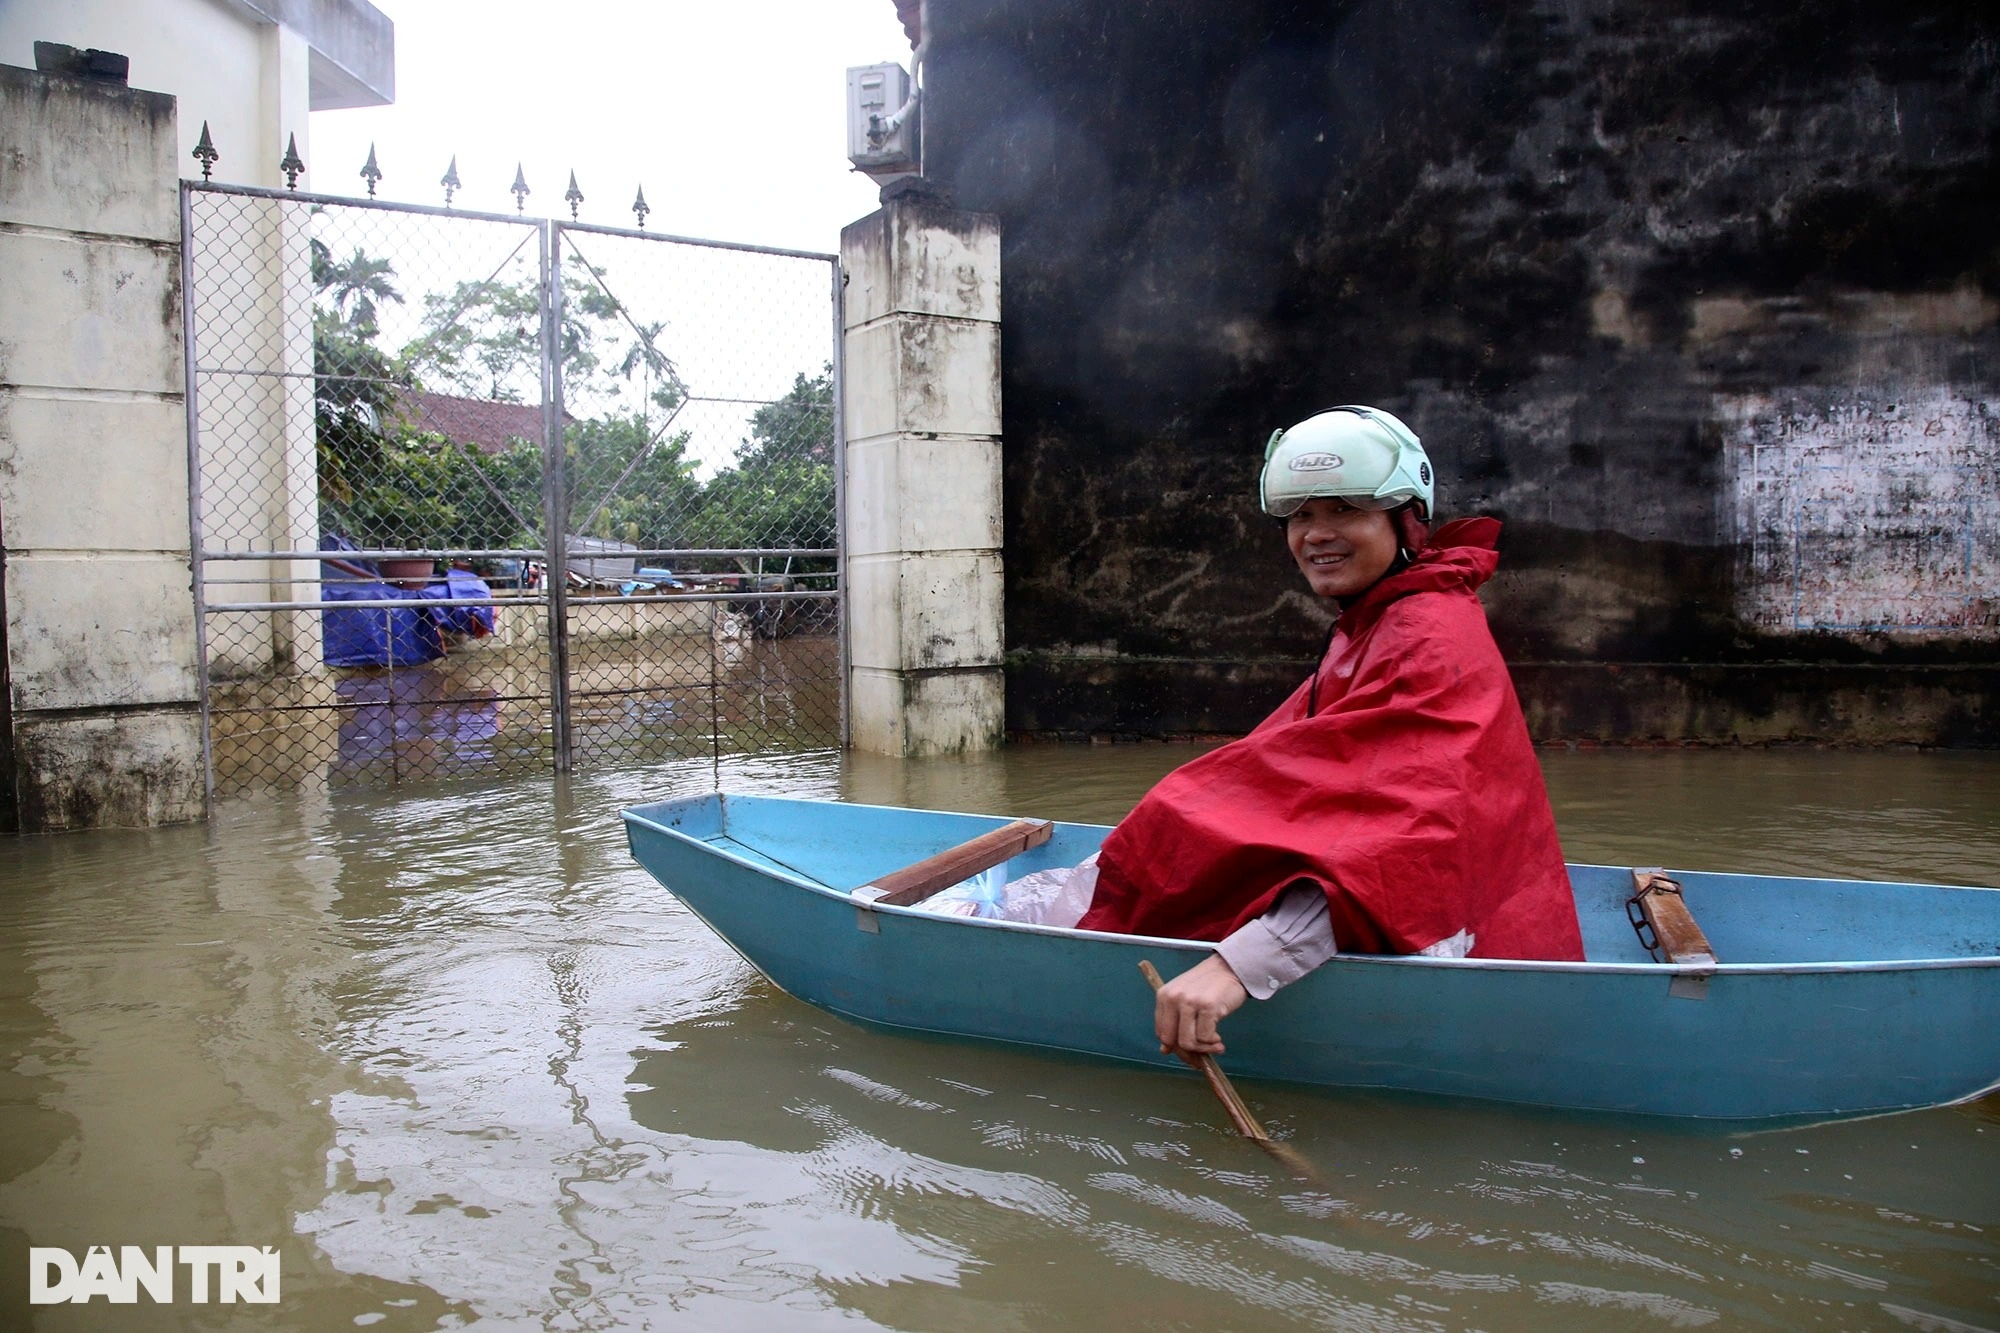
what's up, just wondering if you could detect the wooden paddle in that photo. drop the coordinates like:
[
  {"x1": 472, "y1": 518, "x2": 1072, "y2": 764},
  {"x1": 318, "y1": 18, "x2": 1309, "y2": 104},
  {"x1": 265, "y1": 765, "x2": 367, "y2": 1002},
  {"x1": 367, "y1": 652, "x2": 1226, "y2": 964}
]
[{"x1": 1139, "y1": 959, "x2": 1320, "y2": 1182}]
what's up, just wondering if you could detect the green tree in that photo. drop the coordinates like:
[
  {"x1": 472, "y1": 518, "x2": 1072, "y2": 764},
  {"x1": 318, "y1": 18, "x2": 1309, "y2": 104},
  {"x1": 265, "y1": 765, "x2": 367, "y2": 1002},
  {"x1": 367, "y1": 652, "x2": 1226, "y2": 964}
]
[
  {"x1": 322, "y1": 435, "x2": 547, "y2": 553},
  {"x1": 567, "y1": 412, "x2": 701, "y2": 548},
  {"x1": 400, "y1": 254, "x2": 623, "y2": 404},
  {"x1": 611, "y1": 318, "x2": 687, "y2": 415},
  {"x1": 689, "y1": 365, "x2": 835, "y2": 563},
  {"x1": 739, "y1": 366, "x2": 834, "y2": 469},
  {"x1": 312, "y1": 239, "x2": 403, "y2": 334},
  {"x1": 311, "y1": 239, "x2": 410, "y2": 516},
  {"x1": 309, "y1": 237, "x2": 543, "y2": 552},
  {"x1": 401, "y1": 275, "x2": 540, "y2": 402}
]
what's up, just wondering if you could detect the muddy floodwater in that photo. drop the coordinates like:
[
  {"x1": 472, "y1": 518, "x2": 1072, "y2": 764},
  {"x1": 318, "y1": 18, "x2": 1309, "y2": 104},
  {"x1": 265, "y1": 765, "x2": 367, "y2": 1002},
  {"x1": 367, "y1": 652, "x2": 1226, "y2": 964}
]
[{"x1": 3, "y1": 747, "x2": 1997, "y2": 1330}]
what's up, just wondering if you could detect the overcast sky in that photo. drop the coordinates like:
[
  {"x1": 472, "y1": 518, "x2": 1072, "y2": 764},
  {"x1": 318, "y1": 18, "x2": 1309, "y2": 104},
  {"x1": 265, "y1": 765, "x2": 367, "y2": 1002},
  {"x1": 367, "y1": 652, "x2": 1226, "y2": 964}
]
[{"x1": 310, "y1": 0, "x2": 914, "y2": 254}]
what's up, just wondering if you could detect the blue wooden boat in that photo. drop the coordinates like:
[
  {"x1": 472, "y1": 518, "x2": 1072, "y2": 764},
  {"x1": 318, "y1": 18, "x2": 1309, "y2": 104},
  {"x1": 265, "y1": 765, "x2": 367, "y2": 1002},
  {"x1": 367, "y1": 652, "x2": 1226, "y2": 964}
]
[{"x1": 621, "y1": 793, "x2": 2000, "y2": 1123}]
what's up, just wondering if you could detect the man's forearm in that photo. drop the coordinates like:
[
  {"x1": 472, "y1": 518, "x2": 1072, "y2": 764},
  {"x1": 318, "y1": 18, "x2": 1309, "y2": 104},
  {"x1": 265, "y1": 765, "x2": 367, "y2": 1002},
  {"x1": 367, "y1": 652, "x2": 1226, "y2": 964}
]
[{"x1": 1213, "y1": 882, "x2": 1336, "y2": 999}]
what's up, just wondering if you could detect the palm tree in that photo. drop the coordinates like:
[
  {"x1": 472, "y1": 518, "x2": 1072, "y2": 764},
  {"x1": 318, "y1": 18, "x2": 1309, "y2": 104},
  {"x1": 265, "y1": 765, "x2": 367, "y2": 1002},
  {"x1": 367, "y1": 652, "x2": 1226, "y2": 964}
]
[
  {"x1": 311, "y1": 239, "x2": 403, "y2": 337},
  {"x1": 612, "y1": 319, "x2": 687, "y2": 413}
]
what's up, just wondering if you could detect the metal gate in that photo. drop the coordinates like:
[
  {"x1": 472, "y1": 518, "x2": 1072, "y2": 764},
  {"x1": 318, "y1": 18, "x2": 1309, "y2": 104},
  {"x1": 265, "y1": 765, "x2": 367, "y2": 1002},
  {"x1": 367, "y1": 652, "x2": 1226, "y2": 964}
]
[{"x1": 182, "y1": 182, "x2": 843, "y2": 798}]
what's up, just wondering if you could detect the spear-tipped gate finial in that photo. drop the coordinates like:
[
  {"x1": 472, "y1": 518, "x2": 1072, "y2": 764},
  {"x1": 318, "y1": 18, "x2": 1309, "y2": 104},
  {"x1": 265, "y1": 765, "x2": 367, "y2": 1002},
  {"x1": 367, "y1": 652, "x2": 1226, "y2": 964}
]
[
  {"x1": 511, "y1": 164, "x2": 530, "y2": 214},
  {"x1": 632, "y1": 184, "x2": 650, "y2": 230},
  {"x1": 440, "y1": 155, "x2": 461, "y2": 208},
  {"x1": 360, "y1": 143, "x2": 382, "y2": 197},
  {"x1": 279, "y1": 133, "x2": 305, "y2": 190},
  {"x1": 565, "y1": 170, "x2": 584, "y2": 220},
  {"x1": 192, "y1": 121, "x2": 218, "y2": 181}
]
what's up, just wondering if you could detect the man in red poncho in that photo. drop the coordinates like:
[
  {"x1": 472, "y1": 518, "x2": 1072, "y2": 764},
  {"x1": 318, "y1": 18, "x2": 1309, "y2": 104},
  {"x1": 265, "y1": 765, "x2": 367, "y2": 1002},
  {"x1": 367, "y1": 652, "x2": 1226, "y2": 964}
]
[{"x1": 1074, "y1": 406, "x2": 1585, "y2": 1060}]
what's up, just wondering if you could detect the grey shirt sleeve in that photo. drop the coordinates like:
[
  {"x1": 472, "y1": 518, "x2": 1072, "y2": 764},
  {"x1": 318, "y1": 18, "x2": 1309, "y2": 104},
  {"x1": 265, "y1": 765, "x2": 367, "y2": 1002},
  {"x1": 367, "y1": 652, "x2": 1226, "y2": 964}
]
[{"x1": 1213, "y1": 882, "x2": 1337, "y2": 1000}]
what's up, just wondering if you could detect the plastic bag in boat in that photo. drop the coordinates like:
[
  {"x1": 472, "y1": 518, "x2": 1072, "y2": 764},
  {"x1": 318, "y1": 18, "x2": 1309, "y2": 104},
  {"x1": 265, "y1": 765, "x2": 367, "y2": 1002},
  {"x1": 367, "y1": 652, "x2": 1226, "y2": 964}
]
[
  {"x1": 1001, "y1": 854, "x2": 1099, "y2": 928},
  {"x1": 920, "y1": 853, "x2": 1102, "y2": 925},
  {"x1": 919, "y1": 864, "x2": 1008, "y2": 918}
]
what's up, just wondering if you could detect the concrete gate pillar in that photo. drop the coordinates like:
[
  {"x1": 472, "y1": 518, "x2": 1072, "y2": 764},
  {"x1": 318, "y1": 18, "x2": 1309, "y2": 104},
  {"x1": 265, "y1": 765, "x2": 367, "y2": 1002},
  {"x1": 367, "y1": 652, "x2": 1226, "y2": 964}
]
[
  {"x1": 0, "y1": 63, "x2": 204, "y2": 831},
  {"x1": 839, "y1": 192, "x2": 1004, "y2": 756}
]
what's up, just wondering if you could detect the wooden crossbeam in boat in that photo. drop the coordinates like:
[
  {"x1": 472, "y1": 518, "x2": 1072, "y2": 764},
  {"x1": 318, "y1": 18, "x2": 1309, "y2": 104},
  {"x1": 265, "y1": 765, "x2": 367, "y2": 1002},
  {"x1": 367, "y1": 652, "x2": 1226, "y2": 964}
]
[
  {"x1": 1629, "y1": 868, "x2": 1717, "y2": 965},
  {"x1": 856, "y1": 819, "x2": 1055, "y2": 907},
  {"x1": 1629, "y1": 868, "x2": 1718, "y2": 1000}
]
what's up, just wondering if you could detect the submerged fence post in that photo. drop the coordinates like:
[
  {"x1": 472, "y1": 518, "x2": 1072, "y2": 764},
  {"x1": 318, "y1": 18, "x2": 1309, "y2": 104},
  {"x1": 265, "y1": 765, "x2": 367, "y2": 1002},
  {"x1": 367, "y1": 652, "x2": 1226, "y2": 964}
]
[
  {"x1": 541, "y1": 220, "x2": 573, "y2": 772},
  {"x1": 182, "y1": 182, "x2": 216, "y2": 813},
  {"x1": 831, "y1": 250, "x2": 850, "y2": 750}
]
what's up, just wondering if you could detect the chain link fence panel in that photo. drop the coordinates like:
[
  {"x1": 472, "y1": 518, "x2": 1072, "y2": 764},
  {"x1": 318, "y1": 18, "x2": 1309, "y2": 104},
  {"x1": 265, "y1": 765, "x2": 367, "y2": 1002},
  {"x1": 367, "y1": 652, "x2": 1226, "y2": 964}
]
[
  {"x1": 551, "y1": 221, "x2": 842, "y2": 771},
  {"x1": 183, "y1": 184, "x2": 842, "y2": 798}
]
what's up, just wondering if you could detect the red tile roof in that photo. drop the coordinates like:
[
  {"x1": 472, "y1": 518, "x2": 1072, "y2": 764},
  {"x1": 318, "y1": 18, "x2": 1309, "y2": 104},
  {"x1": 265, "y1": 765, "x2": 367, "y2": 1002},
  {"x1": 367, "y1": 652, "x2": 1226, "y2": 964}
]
[{"x1": 391, "y1": 390, "x2": 559, "y2": 455}]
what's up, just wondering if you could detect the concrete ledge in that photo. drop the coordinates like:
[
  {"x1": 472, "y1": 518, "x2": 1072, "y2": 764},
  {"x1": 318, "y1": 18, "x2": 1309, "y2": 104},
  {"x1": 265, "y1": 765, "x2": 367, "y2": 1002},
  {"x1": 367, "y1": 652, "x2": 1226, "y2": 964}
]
[
  {"x1": 215, "y1": 0, "x2": 395, "y2": 108},
  {"x1": 843, "y1": 434, "x2": 1001, "y2": 557},
  {"x1": 1005, "y1": 651, "x2": 2000, "y2": 747},
  {"x1": 0, "y1": 65, "x2": 177, "y2": 239},
  {"x1": 12, "y1": 706, "x2": 205, "y2": 831},
  {"x1": 0, "y1": 392, "x2": 191, "y2": 550},
  {"x1": 851, "y1": 665, "x2": 1004, "y2": 755},
  {"x1": 0, "y1": 230, "x2": 182, "y2": 394},
  {"x1": 6, "y1": 555, "x2": 199, "y2": 709}
]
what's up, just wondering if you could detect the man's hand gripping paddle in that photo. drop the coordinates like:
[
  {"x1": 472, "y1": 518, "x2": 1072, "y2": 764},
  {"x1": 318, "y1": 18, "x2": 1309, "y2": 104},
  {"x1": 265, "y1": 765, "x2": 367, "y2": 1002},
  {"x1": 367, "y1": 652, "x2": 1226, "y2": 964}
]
[{"x1": 1139, "y1": 959, "x2": 1320, "y2": 1183}]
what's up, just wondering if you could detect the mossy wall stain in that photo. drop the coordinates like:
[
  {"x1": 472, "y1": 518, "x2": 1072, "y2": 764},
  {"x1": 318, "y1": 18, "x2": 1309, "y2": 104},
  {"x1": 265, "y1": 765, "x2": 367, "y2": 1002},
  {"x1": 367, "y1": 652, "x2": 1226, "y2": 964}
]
[{"x1": 923, "y1": 0, "x2": 2000, "y2": 743}]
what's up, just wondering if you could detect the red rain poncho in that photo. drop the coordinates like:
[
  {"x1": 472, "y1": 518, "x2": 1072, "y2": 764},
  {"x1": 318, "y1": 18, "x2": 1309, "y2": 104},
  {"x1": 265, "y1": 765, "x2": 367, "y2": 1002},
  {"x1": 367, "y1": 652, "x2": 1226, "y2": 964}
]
[{"x1": 1077, "y1": 518, "x2": 1585, "y2": 961}]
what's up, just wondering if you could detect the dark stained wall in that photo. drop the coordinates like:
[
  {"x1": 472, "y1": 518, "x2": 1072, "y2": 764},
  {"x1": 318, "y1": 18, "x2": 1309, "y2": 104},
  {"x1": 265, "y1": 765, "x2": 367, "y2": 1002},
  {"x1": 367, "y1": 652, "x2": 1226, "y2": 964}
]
[{"x1": 920, "y1": 0, "x2": 2000, "y2": 745}]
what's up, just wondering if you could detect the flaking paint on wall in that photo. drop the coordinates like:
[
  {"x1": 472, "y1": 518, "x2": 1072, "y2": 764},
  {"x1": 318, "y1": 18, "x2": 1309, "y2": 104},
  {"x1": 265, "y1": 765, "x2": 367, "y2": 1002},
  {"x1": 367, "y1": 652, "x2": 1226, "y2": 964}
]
[{"x1": 1725, "y1": 390, "x2": 1998, "y2": 636}]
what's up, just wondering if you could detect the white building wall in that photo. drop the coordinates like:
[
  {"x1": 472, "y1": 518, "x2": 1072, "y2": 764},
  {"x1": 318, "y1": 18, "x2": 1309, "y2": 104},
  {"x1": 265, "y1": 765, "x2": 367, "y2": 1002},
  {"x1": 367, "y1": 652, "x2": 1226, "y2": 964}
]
[{"x1": 0, "y1": 0, "x2": 313, "y2": 189}]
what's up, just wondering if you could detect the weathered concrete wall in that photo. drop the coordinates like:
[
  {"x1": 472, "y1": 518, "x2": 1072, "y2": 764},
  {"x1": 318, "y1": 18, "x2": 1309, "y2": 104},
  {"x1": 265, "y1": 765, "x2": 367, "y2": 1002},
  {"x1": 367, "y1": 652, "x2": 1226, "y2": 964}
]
[
  {"x1": 922, "y1": 0, "x2": 1999, "y2": 745},
  {"x1": 841, "y1": 190, "x2": 1007, "y2": 755},
  {"x1": 0, "y1": 64, "x2": 205, "y2": 829}
]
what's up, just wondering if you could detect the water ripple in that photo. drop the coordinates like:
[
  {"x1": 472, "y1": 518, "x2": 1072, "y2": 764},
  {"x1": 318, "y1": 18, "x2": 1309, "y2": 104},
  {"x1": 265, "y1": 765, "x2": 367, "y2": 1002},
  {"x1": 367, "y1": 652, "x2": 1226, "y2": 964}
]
[
  {"x1": 4, "y1": 747, "x2": 1998, "y2": 1328},
  {"x1": 1535, "y1": 1280, "x2": 1721, "y2": 1327}
]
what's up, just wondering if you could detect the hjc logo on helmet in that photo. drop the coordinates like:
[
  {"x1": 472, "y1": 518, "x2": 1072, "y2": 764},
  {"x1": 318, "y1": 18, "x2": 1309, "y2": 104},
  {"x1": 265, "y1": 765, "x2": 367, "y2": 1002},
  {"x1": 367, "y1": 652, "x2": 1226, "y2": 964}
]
[{"x1": 1287, "y1": 452, "x2": 1343, "y2": 472}]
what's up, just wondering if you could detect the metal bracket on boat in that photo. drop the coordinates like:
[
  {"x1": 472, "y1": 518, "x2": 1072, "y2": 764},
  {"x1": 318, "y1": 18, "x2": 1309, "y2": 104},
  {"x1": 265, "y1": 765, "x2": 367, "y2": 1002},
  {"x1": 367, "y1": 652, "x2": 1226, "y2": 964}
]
[
  {"x1": 851, "y1": 886, "x2": 887, "y2": 933},
  {"x1": 1666, "y1": 968, "x2": 1713, "y2": 1001}
]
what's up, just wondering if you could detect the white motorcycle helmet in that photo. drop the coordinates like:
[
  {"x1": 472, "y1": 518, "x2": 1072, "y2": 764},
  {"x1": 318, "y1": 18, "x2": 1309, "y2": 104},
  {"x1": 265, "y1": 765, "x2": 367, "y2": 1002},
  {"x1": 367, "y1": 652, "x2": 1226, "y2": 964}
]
[{"x1": 1259, "y1": 405, "x2": 1434, "y2": 521}]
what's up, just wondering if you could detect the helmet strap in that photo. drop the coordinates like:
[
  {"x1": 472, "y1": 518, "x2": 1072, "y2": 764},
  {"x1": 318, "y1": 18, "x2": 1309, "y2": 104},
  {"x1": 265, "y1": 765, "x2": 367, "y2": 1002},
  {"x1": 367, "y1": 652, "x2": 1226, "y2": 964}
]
[{"x1": 1392, "y1": 504, "x2": 1430, "y2": 559}]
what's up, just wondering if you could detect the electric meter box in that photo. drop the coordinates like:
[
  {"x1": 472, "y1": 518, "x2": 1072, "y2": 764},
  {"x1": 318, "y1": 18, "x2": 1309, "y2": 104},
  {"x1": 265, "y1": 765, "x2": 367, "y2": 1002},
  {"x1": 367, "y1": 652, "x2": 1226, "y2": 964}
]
[{"x1": 847, "y1": 63, "x2": 918, "y2": 174}]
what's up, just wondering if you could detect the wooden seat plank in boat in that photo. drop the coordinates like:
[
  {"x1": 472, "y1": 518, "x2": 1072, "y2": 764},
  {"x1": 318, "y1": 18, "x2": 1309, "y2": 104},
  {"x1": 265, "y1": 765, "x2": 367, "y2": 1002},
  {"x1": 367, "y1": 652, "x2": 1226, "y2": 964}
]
[{"x1": 856, "y1": 818, "x2": 1054, "y2": 907}]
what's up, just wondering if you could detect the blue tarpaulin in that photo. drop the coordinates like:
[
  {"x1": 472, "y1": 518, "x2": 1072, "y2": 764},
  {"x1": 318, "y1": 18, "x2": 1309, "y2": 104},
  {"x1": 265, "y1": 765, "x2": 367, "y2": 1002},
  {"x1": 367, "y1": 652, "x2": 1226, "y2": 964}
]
[{"x1": 321, "y1": 552, "x2": 495, "y2": 668}]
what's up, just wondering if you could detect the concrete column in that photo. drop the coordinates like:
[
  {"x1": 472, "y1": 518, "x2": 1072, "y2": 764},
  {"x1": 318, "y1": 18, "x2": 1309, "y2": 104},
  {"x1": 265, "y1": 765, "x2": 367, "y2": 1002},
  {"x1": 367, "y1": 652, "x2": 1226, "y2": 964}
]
[
  {"x1": 839, "y1": 193, "x2": 1004, "y2": 755},
  {"x1": 266, "y1": 24, "x2": 319, "y2": 669},
  {"x1": 0, "y1": 64, "x2": 203, "y2": 830}
]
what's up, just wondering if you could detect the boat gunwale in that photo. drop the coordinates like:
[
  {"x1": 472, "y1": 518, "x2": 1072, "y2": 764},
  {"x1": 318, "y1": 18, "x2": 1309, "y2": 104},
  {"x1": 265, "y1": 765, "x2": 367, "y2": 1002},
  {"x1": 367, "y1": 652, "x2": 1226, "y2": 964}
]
[{"x1": 621, "y1": 803, "x2": 2000, "y2": 977}]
